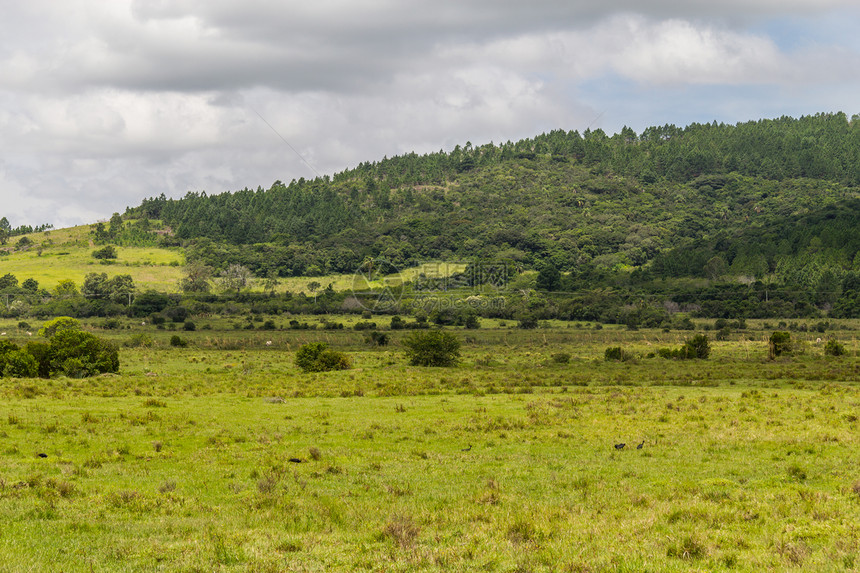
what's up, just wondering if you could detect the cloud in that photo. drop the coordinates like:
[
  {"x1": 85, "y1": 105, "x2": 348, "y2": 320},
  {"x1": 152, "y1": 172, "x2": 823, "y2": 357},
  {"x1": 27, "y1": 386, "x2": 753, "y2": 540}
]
[{"x1": 0, "y1": 1, "x2": 859, "y2": 227}]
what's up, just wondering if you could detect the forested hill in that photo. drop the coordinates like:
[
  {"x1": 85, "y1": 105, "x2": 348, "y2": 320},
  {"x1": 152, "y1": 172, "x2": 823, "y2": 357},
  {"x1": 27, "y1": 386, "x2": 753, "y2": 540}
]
[{"x1": 126, "y1": 113, "x2": 859, "y2": 289}]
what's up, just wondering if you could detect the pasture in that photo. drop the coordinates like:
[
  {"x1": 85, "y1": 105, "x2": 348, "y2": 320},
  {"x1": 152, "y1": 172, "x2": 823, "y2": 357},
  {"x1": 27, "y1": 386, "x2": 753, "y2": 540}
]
[{"x1": 0, "y1": 320, "x2": 858, "y2": 572}]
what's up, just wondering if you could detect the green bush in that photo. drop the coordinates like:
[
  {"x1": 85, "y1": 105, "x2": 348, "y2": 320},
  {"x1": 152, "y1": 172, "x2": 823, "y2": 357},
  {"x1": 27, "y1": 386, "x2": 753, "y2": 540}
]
[
  {"x1": 48, "y1": 330, "x2": 119, "y2": 377},
  {"x1": 170, "y1": 335, "x2": 187, "y2": 348},
  {"x1": 769, "y1": 331, "x2": 792, "y2": 360},
  {"x1": 2, "y1": 349, "x2": 38, "y2": 378},
  {"x1": 402, "y1": 330, "x2": 461, "y2": 367},
  {"x1": 92, "y1": 245, "x2": 118, "y2": 260},
  {"x1": 824, "y1": 339, "x2": 845, "y2": 356},
  {"x1": 604, "y1": 347, "x2": 625, "y2": 361},
  {"x1": 37, "y1": 316, "x2": 82, "y2": 338},
  {"x1": 295, "y1": 342, "x2": 351, "y2": 373},
  {"x1": 681, "y1": 334, "x2": 710, "y2": 359}
]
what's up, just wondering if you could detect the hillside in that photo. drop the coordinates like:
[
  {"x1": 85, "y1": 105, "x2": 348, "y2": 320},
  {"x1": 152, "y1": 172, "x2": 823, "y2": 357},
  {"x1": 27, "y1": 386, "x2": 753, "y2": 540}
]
[
  {"x1": 1, "y1": 112, "x2": 857, "y2": 321},
  {"x1": 0, "y1": 224, "x2": 184, "y2": 292},
  {"x1": 125, "y1": 113, "x2": 859, "y2": 284}
]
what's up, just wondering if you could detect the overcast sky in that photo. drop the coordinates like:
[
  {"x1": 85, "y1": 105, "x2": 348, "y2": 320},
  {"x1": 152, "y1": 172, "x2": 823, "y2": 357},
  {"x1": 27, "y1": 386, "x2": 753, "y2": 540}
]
[{"x1": 2, "y1": 0, "x2": 859, "y2": 228}]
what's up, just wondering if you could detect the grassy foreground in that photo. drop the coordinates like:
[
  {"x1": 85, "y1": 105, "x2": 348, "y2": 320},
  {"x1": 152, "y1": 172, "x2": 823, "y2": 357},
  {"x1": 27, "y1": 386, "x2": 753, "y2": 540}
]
[{"x1": 0, "y1": 324, "x2": 858, "y2": 572}]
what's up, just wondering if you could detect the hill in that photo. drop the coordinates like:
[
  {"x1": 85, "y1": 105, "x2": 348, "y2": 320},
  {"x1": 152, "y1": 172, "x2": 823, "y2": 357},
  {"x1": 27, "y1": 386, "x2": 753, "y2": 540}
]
[{"x1": 2, "y1": 112, "x2": 857, "y2": 321}]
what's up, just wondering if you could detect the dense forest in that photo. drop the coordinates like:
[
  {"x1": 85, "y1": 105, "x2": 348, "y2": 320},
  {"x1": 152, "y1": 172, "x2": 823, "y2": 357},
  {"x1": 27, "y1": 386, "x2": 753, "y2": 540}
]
[{"x1": 120, "y1": 112, "x2": 859, "y2": 319}]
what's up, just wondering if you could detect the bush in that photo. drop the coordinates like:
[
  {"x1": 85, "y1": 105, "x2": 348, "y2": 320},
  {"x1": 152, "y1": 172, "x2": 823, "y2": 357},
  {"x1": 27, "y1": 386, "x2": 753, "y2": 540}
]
[
  {"x1": 604, "y1": 347, "x2": 626, "y2": 361},
  {"x1": 37, "y1": 316, "x2": 82, "y2": 338},
  {"x1": 92, "y1": 245, "x2": 118, "y2": 260},
  {"x1": 769, "y1": 331, "x2": 792, "y2": 360},
  {"x1": 49, "y1": 330, "x2": 119, "y2": 377},
  {"x1": 183, "y1": 321, "x2": 196, "y2": 331},
  {"x1": 295, "y1": 342, "x2": 351, "y2": 373},
  {"x1": 366, "y1": 331, "x2": 390, "y2": 346},
  {"x1": 681, "y1": 334, "x2": 710, "y2": 359},
  {"x1": 824, "y1": 339, "x2": 845, "y2": 357},
  {"x1": 165, "y1": 306, "x2": 189, "y2": 323},
  {"x1": 551, "y1": 352, "x2": 570, "y2": 364},
  {"x1": 403, "y1": 330, "x2": 461, "y2": 367},
  {"x1": 2, "y1": 349, "x2": 38, "y2": 378},
  {"x1": 169, "y1": 335, "x2": 187, "y2": 348}
]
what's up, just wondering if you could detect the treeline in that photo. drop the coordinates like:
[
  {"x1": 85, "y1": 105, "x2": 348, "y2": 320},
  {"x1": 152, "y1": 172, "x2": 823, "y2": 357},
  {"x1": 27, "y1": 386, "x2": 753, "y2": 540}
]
[
  {"x1": 0, "y1": 217, "x2": 52, "y2": 244},
  {"x1": 117, "y1": 113, "x2": 860, "y2": 318}
]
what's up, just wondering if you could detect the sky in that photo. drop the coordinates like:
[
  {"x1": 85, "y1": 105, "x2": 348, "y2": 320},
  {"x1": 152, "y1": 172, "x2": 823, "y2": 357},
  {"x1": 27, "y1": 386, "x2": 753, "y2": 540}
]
[{"x1": 1, "y1": 0, "x2": 859, "y2": 229}]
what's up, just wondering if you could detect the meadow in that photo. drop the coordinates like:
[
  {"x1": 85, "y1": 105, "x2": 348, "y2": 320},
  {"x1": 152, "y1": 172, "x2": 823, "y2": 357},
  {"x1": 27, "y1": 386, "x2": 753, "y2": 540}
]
[{"x1": 0, "y1": 319, "x2": 858, "y2": 572}]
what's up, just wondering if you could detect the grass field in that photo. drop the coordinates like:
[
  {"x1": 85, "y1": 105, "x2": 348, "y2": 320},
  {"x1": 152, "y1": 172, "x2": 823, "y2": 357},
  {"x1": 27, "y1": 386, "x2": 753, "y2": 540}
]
[
  {"x1": 1, "y1": 225, "x2": 185, "y2": 292},
  {"x1": 2, "y1": 225, "x2": 466, "y2": 296},
  {"x1": 0, "y1": 320, "x2": 858, "y2": 571}
]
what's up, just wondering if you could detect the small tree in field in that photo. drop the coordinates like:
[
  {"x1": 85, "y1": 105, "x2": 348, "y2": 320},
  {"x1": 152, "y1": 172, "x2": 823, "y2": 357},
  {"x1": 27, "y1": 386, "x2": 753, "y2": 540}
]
[
  {"x1": 768, "y1": 331, "x2": 792, "y2": 360},
  {"x1": 403, "y1": 330, "x2": 461, "y2": 367}
]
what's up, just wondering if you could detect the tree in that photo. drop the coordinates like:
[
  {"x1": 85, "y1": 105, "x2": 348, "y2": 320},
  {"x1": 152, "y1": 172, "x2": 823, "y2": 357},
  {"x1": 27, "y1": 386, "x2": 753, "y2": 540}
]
[
  {"x1": 218, "y1": 264, "x2": 254, "y2": 294},
  {"x1": 180, "y1": 262, "x2": 214, "y2": 293},
  {"x1": 21, "y1": 278, "x2": 39, "y2": 292},
  {"x1": 54, "y1": 279, "x2": 78, "y2": 296},
  {"x1": 307, "y1": 281, "x2": 321, "y2": 302},
  {"x1": 768, "y1": 331, "x2": 792, "y2": 360},
  {"x1": 536, "y1": 264, "x2": 561, "y2": 291},
  {"x1": 108, "y1": 212, "x2": 124, "y2": 238},
  {"x1": 106, "y1": 274, "x2": 135, "y2": 304},
  {"x1": 402, "y1": 330, "x2": 461, "y2": 367},
  {"x1": 0, "y1": 273, "x2": 18, "y2": 291},
  {"x1": 262, "y1": 270, "x2": 280, "y2": 294}
]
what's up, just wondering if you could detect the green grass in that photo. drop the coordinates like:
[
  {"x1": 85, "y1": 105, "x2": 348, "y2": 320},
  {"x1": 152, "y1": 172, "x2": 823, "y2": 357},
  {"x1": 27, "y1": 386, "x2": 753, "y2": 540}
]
[
  {"x1": 2, "y1": 225, "x2": 184, "y2": 291},
  {"x1": 0, "y1": 322, "x2": 858, "y2": 571}
]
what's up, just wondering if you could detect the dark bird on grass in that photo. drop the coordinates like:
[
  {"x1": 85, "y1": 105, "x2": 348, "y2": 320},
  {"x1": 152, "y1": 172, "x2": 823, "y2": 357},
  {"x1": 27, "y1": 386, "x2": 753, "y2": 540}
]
[
  {"x1": 37, "y1": 453, "x2": 48, "y2": 458},
  {"x1": 637, "y1": 441, "x2": 645, "y2": 450},
  {"x1": 461, "y1": 444, "x2": 472, "y2": 452},
  {"x1": 614, "y1": 443, "x2": 625, "y2": 450},
  {"x1": 288, "y1": 458, "x2": 303, "y2": 463}
]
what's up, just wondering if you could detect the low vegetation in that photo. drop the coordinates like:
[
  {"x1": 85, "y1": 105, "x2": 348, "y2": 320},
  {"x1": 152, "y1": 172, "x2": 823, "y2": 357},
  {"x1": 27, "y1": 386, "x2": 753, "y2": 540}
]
[{"x1": 0, "y1": 317, "x2": 855, "y2": 571}]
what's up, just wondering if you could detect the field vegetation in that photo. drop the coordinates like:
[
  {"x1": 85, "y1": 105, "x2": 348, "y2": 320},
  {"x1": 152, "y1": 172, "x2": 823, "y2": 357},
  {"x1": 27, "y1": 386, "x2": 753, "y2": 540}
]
[{"x1": 0, "y1": 317, "x2": 857, "y2": 571}]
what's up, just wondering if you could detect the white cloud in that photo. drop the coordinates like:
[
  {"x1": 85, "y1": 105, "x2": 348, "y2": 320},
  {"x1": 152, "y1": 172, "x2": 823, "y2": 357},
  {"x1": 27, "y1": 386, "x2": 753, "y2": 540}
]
[{"x1": 0, "y1": 1, "x2": 858, "y2": 227}]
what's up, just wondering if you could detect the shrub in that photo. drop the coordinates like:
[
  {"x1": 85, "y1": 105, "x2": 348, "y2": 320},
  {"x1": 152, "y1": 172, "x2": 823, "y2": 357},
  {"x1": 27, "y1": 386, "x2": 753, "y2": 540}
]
[
  {"x1": 403, "y1": 330, "x2": 461, "y2": 367},
  {"x1": 366, "y1": 331, "x2": 390, "y2": 346},
  {"x1": 551, "y1": 352, "x2": 571, "y2": 364},
  {"x1": 824, "y1": 339, "x2": 845, "y2": 357},
  {"x1": 353, "y1": 321, "x2": 377, "y2": 331},
  {"x1": 49, "y1": 330, "x2": 119, "y2": 377},
  {"x1": 518, "y1": 316, "x2": 539, "y2": 329},
  {"x1": 37, "y1": 316, "x2": 82, "y2": 338},
  {"x1": 165, "y1": 306, "x2": 189, "y2": 323},
  {"x1": 295, "y1": 342, "x2": 351, "y2": 373},
  {"x1": 183, "y1": 321, "x2": 196, "y2": 331},
  {"x1": 681, "y1": 334, "x2": 710, "y2": 359},
  {"x1": 769, "y1": 331, "x2": 792, "y2": 360},
  {"x1": 92, "y1": 245, "x2": 117, "y2": 260},
  {"x1": 2, "y1": 349, "x2": 38, "y2": 378},
  {"x1": 169, "y1": 335, "x2": 187, "y2": 348},
  {"x1": 604, "y1": 347, "x2": 626, "y2": 361}
]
